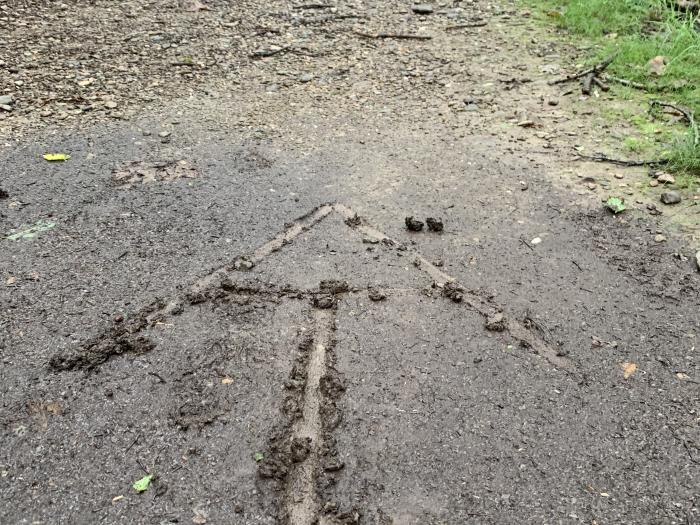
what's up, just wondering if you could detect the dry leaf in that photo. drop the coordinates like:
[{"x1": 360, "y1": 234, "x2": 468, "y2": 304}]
[
  {"x1": 43, "y1": 153, "x2": 71, "y2": 162},
  {"x1": 648, "y1": 55, "x2": 666, "y2": 76},
  {"x1": 622, "y1": 362, "x2": 637, "y2": 379}
]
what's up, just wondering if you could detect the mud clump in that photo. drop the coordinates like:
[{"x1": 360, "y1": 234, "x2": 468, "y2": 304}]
[
  {"x1": 233, "y1": 256, "x2": 255, "y2": 271},
  {"x1": 442, "y1": 281, "x2": 464, "y2": 303},
  {"x1": 368, "y1": 287, "x2": 387, "y2": 301},
  {"x1": 344, "y1": 214, "x2": 362, "y2": 227},
  {"x1": 426, "y1": 217, "x2": 444, "y2": 232},
  {"x1": 405, "y1": 216, "x2": 424, "y2": 231},
  {"x1": 171, "y1": 401, "x2": 226, "y2": 430},
  {"x1": 49, "y1": 331, "x2": 155, "y2": 372},
  {"x1": 112, "y1": 159, "x2": 199, "y2": 186},
  {"x1": 313, "y1": 295, "x2": 336, "y2": 309},
  {"x1": 319, "y1": 280, "x2": 350, "y2": 294},
  {"x1": 485, "y1": 312, "x2": 507, "y2": 332},
  {"x1": 290, "y1": 436, "x2": 312, "y2": 463}
]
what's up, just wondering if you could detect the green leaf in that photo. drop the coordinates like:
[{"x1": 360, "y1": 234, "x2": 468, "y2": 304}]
[
  {"x1": 605, "y1": 197, "x2": 626, "y2": 214},
  {"x1": 254, "y1": 452, "x2": 264, "y2": 462},
  {"x1": 6, "y1": 220, "x2": 56, "y2": 241},
  {"x1": 43, "y1": 153, "x2": 71, "y2": 161},
  {"x1": 132, "y1": 474, "x2": 153, "y2": 493}
]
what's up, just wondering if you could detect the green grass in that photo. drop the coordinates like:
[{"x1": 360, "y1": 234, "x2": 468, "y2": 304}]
[{"x1": 527, "y1": 0, "x2": 700, "y2": 176}]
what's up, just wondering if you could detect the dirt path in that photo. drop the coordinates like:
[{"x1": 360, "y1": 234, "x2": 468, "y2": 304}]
[{"x1": 1, "y1": 1, "x2": 699, "y2": 524}]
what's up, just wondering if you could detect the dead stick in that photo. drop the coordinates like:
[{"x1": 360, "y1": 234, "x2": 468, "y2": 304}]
[
  {"x1": 292, "y1": 3, "x2": 332, "y2": 8},
  {"x1": 549, "y1": 52, "x2": 618, "y2": 86},
  {"x1": 576, "y1": 153, "x2": 668, "y2": 167},
  {"x1": 445, "y1": 21, "x2": 488, "y2": 30},
  {"x1": 650, "y1": 100, "x2": 699, "y2": 147},
  {"x1": 592, "y1": 76, "x2": 609, "y2": 92},
  {"x1": 603, "y1": 75, "x2": 646, "y2": 90},
  {"x1": 355, "y1": 32, "x2": 432, "y2": 40}
]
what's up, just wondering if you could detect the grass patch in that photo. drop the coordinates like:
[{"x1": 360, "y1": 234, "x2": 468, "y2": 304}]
[{"x1": 527, "y1": 0, "x2": 700, "y2": 175}]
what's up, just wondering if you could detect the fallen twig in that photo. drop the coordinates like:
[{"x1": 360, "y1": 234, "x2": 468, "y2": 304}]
[
  {"x1": 355, "y1": 31, "x2": 432, "y2": 40},
  {"x1": 297, "y1": 13, "x2": 368, "y2": 24},
  {"x1": 292, "y1": 3, "x2": 332, "y2": 8},
  {"x1": 445, "y1": 21, "x2": 488, "y2": 30},
  {"x1": 592, "y1": 76, "x2": 609, "y2": 92},
  {"x1": 603, "y1": 75, "x2": 646, "y2": 90},
  {"x1": 650, "y1": 100, "x2": 699, "y2": 147},
  {"x1": 549, "y1": 53, "x2": 618, "y2": 92},
  {"x1": 250, "y1": 46, "x2": 290, "y2": 58},
  {"x1": 575, "y1": 153, "x2": 668, "y2": 167}
]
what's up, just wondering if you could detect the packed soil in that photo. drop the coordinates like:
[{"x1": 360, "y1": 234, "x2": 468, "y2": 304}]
[{"x1": 1, "y1": 0, "x2": 699, "y2": 524}]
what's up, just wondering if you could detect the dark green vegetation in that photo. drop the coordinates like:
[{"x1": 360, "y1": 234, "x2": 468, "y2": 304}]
[{"x1": 529, "y1": 0, "x2": 700, "y2": 175}]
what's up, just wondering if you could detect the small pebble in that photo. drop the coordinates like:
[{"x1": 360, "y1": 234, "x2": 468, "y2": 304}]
[{"x1": 660, "y1": 191, "x2": 681, "y2": 205}]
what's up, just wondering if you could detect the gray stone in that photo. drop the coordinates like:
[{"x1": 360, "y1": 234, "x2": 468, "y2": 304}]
[
  {"x1": 696, "y1": 251, "x2": 700, "y2": 272},
  {"x1": 0, "y1": 94, "x2": 13, "y2": 105},
  {"x1": 660, "y1": 191, "x2": 681, "y2": 205},
  {"x1": 299, "y1": 73, "x2": 314, "y2": 83},
  {"x1": 412, "y1": 4, "x2": 434, "y2": 14}
]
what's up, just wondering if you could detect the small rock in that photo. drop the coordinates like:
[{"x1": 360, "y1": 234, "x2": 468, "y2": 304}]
[
  {"x1": 0, "y1": 94, "x2": 13, "y2": 105},
  {"x1": 613, "y1": 173, "x2": 624, "y2": 179},
  {"x1": 485, "y1": 312, "x2": 507, "y2": 332},
  {"x1": 0, "y1": 104, "x2": 11, "y2": 112},
  {"x1": 657, "y1": 173, "x2": 675, "y2": 184},
  {"x1": 586, "y1": 182, "x2": 597, "y2": 190},
  {"x1": 313, "y1": 295, "x2": 335, "y2": 309},
  {"x1": 362, "y1": 237, "x2": 379, "y2": 244},
  {"x1": 654, "y1": 234, "x2": 666, "y2": 243},
  {"x1": 412, "y1": 3, "x2": 434, "y2": 14},
  {"x1": 695, "y1": 251, "x2": 700, "y2": 271},
  {"x1": 158, "y1": 131, "x2": 171, "y2": 138},
  {"x1": 233, "y1": 257, "x2": 255, "y2": 271},
  {"x1": 105, "y1": 100, "x2": 118, "y2": 109},
  {"x1": 368, "y1": 288, "x2": 387, "y2": 301},
  {"x1": 426, "y1": 217, "x2": 443, "y2": 232},
  {"x1": 531, "y1": 237, "x2": 542, "y2": 245},
  {"x1": 405, "y1": 216, "x2": 424, "y2": 232},
  {"x1": 649, "y1": 180, "x2": 659, "y2": 187},
  {"x1": 660, "y1": 191, "x2": 681, "y2": 205},
  {"x1": 520, "y1": 181, "x2": 529, "y2": 191},
  {"x1": 299, "y1": 73, "x2": 314, "y2": 83}
]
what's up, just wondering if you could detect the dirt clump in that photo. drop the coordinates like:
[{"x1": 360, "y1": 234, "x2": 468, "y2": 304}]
[
  {"x1": 485, "y1": 312, "x2": 507, "y2": 332},
  {"x1": 368, "y1": 287, "x2": 387, "y2": 301},
  {"x1": 319, "y1": 280, "x2": 350, "y2": 294},
  {"x1": 426, "y1": 217, "x2": 444, "y2": 232},
  {"x1": 112, "y1": 160, "x2": 199, "y2": 186},
  {"x1": 442, "y1": 281, "x2": 464, "y2": 303},
  {"x1": 290, "y1": 436, "x2": 312, "y2": 463},
  {"x1": 405, "y1": 216, "x2": 424, "y2": 231}
]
